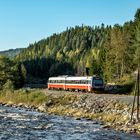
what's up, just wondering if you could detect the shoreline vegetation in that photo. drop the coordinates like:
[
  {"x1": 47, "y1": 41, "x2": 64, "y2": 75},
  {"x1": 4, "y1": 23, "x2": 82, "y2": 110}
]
[{"x1": 0, "y1": 89, "x2": 140, "y2": 135}]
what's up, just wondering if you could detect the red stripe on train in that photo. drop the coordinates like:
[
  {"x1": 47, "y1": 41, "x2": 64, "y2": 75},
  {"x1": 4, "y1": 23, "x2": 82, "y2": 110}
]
[
  {"x1": 48, "y1": 84, "x2": 64, "y2": 88},
  {"x1": 48, "y1": 83, "x2": 91, "y2": 91}
]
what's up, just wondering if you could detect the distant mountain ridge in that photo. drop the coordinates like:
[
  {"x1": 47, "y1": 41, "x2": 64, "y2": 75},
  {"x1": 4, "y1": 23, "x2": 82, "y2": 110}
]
[{"x1": 0, "y1": 48, "x2": 24, "y2": 58}]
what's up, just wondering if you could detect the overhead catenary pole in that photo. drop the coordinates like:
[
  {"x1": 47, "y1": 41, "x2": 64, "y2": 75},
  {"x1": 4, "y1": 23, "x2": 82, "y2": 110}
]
[
  {"x1": 131, "y1": 79, "x2": 137, "y2": 121},
  {"x1": 131, "y1": 67, "x2": 140, "y2": 121},
  {"x1": 137, "y1": 67, "x2": 140, "y2": 120},
  {"x1": 131, "y1": 72, "x2": 138, "y2": 121}
]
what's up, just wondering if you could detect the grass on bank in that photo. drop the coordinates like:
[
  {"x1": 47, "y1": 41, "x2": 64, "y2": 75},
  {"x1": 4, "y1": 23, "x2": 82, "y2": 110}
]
[
  {"x1": 0, "y1": 89, "x2": 48, "y2": 106},
  {"x1": 0, "y1": 88, "x2": 79, "y2": 107}
]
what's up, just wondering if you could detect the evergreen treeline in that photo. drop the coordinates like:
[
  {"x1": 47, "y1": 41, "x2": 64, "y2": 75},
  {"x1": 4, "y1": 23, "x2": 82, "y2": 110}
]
[
  {"x1": 16, "y1": 9, "x2": 140, "y2": 83},
  {"x1": 0, "y1": 9, "x2": 140, "y2": 89},
  {"x1": 0, "y1": 55, "x2": 26, "y2": 89}
]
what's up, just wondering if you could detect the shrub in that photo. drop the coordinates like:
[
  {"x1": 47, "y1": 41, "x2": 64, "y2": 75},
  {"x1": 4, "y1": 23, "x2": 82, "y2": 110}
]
[{"x1": 3, "y1": 80, "x2": 14, "y2": 91}]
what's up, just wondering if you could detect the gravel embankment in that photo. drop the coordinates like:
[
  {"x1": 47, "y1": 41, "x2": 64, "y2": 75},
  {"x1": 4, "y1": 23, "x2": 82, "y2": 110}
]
[{"x1": 42, "y1": 89, "x2": 140, "y2": 134}]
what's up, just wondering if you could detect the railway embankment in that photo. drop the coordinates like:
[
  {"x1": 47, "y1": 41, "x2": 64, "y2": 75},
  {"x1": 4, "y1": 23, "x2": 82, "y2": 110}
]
[{"x1": 0, "y1": 89, "x2": 140, "y2": 134}]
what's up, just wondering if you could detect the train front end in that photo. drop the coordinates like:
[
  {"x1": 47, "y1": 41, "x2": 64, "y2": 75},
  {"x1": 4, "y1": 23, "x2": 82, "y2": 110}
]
[{"x1": 91, "y1": 76, "x2": 104, "y2": 92}]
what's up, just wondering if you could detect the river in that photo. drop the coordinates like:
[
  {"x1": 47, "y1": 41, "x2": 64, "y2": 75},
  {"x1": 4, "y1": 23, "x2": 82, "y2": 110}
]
[{"x1": 0, "y1": 105, "x2": 139, "y2": 140}]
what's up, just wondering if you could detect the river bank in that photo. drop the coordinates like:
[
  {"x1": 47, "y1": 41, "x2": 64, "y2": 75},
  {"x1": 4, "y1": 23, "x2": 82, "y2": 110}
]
[
  {"x1": 0, "y1": 89, "x2": 140, "y2": 135},
  {"x1": 1, "y1": 105, "x2": 140, "y2": 140}
]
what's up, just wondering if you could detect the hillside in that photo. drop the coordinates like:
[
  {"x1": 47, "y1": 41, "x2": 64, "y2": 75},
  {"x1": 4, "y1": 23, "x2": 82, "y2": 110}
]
[
  {"x1": 15, "y1": 9, "x2": 140, "y2": 85},
  {"x1": 0, "y1": 48, "x2": 24, "y2": 58},
  {"x1": 0, "y1": 9, "x2": 140, "y2": 90}
]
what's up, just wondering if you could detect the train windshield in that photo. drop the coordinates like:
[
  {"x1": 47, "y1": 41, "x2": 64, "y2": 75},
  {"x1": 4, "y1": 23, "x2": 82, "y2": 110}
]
[{"x1": 92, "y1": 78, "x2": 103, "y2": 86}]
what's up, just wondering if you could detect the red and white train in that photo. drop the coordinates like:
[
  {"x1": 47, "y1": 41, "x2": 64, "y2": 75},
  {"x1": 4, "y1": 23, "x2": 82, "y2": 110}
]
[{"x1": 48, "y1": 75, "x2": 104, "y2": 92}]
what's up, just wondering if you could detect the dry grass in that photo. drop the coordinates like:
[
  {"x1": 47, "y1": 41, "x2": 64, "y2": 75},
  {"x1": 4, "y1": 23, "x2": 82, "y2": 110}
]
[{"x1": 0, "y1": 89, "x2": 48, "y2": 106}]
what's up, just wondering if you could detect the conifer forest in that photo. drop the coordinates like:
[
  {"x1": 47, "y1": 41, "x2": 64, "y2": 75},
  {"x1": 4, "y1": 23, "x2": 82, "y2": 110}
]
[{"x1": 0, "y1": 9, "x2": 140, "y2": 91}]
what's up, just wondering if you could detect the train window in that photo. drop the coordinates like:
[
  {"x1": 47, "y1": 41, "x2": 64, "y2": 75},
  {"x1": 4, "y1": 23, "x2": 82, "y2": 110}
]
[
  {"x1": 93, "y1": 78, "x2": 103, "y2": 85},
  {"x1": 62, "y1": 80, "x2": 65, "y2": 83},
  {"x1": 66, "y1": 80, "x2": 71, "y2": 84},
  {"x1": 82, "y1": 80, "x2": 87, "y2": 84},
  {"x1": 65, "y1": 80, "x2": 90, "y2": 84}
]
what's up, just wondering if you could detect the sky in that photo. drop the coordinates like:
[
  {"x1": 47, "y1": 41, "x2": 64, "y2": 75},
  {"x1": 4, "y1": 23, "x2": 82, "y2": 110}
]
[{"x1": 0, "y1": 0, "x2": 139, "y2": 51}]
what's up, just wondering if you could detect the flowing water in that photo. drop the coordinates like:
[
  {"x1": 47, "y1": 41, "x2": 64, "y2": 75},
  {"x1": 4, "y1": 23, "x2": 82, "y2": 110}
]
[{"x1": 0, "y1": 105, "x2": 140, "y2": 140}]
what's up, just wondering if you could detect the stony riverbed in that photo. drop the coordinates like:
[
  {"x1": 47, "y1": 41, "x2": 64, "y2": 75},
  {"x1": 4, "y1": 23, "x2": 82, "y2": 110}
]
[{"x1": 0, "y1": 105, "x2": 140, "y2": 140}]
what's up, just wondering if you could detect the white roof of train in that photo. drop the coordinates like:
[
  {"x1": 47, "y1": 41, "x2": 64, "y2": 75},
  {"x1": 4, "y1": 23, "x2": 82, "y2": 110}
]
[
  {"x1": 66, "y1": 76, "x2": 92, "y2": 80},
  {"x1": 48, "y1": 77, "x2": 66, "y2": 80},
  {"x1": 48, "y1": 76, "x2": 94, "y2": 81}
]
